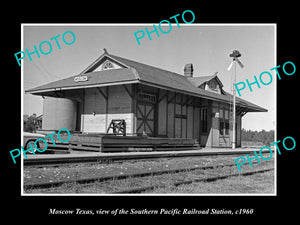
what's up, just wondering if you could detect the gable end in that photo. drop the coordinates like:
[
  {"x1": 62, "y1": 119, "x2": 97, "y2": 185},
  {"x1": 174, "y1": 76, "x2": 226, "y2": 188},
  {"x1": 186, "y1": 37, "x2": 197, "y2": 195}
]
[{"x1": 80, "y1": 50, "x2": 129, "y2": 74}]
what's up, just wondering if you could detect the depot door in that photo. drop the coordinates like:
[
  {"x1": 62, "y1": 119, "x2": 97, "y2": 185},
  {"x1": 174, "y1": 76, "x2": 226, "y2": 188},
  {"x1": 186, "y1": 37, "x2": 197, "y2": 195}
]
[{"x1": 136, "y1": 102, "x2": 156, "y2": 136}]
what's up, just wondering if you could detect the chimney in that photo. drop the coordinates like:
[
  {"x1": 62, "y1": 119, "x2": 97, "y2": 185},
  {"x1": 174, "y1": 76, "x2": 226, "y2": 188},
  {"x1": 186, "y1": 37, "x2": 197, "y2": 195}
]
[{"x1": 184, "y1": 63, "x2": 193, "y2": 77}]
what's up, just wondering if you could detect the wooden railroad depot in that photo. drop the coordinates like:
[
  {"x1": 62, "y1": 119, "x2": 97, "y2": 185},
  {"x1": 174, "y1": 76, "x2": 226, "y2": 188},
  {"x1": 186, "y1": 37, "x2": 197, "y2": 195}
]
[{"x1": 26, "y1": 49, "x2": 267, "y2": 152}]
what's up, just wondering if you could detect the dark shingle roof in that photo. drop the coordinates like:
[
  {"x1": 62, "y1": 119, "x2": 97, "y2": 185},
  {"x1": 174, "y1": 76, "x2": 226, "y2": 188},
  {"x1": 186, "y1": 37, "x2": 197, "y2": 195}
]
[
  {"x1": 110, "y1": 54, "x2": 198, "y2": 92},
  {"x1": 188, "y1": 72, "x2": 224, "y2": 88},
  {"x1": 26, "y1": 52, "x2": 267, "y2": 112},
  {"x1": 26, "y1": 68, "x2": 138, "y2": 93}
]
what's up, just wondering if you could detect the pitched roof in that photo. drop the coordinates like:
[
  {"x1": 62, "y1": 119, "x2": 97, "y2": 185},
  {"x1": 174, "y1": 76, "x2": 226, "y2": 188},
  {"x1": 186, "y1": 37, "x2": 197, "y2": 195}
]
[
  {"x1": 26, "y1": 67, "x2": 139, "y2": 93},
  {"x1": 26, "y1": 50, "x2": 267, "y2": 112},
  {"x1": 110, "y1": 54, "x2": 198, "y2": 92}
]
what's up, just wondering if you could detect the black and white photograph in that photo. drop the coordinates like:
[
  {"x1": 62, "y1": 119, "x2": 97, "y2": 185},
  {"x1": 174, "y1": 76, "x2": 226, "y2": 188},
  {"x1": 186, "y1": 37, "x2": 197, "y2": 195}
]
[
  {"x1": 4, "y1": 5, "x2": 298, "y2": 220},
  {"x1": 21, "y1": 24, "x2": 276, "y2": 195}
]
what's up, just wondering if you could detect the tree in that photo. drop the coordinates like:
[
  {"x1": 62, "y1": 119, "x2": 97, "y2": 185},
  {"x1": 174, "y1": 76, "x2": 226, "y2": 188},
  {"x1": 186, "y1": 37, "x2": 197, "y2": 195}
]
[
  {"x1": 24, "y1": 113, "x2": 37, "y2": 133},
  {"x1": 242, "y1": 128, "x2": 274, "y2": 146}
]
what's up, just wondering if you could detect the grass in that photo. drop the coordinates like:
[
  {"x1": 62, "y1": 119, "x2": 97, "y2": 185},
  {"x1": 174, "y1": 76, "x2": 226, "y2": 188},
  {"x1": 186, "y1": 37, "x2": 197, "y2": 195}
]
[
  {"x1": 241, "y1": 141, "x2": 265, "y2": 147},
  {"x1": 23, "y1": 155, "x2": 239, "y2": 185},
  {"x1": 151, "y1": 170, "x2": 274, "y2": 194},
  {"x1": 24, "y1": 153, "x2": 275, "y2": 194}
]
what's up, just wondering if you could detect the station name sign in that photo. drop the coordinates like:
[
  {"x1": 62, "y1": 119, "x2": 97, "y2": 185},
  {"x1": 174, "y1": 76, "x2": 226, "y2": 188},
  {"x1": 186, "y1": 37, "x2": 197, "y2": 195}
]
[{"x1": 74, "y1": 76, "x2": 88, "y2": 82}]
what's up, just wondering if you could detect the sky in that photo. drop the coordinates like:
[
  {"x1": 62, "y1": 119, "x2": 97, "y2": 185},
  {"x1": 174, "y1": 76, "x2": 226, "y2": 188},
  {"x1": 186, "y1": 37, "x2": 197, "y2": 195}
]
[{"x1": 23, "y1": 24, "x2": 276, "y2": 131}]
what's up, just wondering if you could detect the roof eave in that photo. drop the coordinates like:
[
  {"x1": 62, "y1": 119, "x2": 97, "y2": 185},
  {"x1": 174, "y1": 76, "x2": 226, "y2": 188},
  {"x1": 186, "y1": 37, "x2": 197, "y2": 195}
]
[
  {"x1": 138, "y1": 80, "x2": 267, "y2": 112},
  {"x1": 25, "y1": 80, "x2": 140, "y2": 95}
]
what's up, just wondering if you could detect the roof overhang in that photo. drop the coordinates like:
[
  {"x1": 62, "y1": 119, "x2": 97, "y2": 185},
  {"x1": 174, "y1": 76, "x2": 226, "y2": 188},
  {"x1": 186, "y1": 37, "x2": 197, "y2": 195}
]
[
  {"x1": 138, "y1": 80, "x2": 267, "y2": 112},
  {"x1": 26, "y1": 78, "x2": 267, "y2": 113},
  {"x1": 26, "y1": 80, "x2": 140, "y2": 95},
  {"x1": 25, "y1": 51, "x2": 267, "y2": 113}
]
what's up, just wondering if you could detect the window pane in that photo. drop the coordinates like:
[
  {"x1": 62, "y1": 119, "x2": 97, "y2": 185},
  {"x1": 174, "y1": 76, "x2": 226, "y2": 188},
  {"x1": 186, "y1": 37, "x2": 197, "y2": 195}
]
[
  {"x1": 225, "y1": 110, "x2": 229, "y2": 119},
  {"x1": 202, "y1": 108, "x2": 207, "y2": 120},
  {"x1": 220, "y1": 109, "x2": 223, "y2": 118},
  {"x1": 201, "y1": 108, "x2": 208, "y2": 133},
  {"x1": 220, "y1": 121, "x2": 224, "y2": 135},
  {"x1": 225, "y1": 122, "x2": 229, "y2": 135}
]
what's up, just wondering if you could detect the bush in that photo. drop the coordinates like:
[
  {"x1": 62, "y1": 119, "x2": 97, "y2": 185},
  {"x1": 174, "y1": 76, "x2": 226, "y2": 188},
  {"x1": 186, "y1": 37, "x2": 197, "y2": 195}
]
[
  {"x1": 241, "y1": 129, "x2": 274, "y2": 146},
  {"x1": 24, "y1": 113, "x2": 37, "y2": 133}
]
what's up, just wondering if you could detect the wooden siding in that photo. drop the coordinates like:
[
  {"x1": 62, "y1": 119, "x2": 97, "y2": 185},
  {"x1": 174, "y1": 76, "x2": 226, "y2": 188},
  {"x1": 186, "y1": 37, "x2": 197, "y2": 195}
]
[
  {"x1": 80, "y1": 85, "x2": 133, "y2": 134},
  {"x1": 60, "y1": 83, "x2": 243, "y2": 147},
  {"x1": 156, "y1": 91, "x2": 202, "y2": 143},
  {"x1": 167, "y1": 92, "x2": 175, "y2": 138},
  {"x1": 84, "y1": 88, "x2": 106, "y2": 114},
  {"x1": 157, "y1": 89, "x2": 167, "y2": 136},
  {"x1": 204, "y1": 101, "x2": 242, "y2": 147}
]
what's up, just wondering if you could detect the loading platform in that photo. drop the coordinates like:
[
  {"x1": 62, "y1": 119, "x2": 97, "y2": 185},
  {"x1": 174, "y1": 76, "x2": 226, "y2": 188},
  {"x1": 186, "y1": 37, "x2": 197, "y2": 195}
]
[{"x1": 45, "y1": 133, "x2": 201, "y2": 153}]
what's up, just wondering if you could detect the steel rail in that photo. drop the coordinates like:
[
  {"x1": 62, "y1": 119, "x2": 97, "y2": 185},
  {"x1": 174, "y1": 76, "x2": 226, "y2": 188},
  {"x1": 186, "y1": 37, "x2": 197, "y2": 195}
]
[
  {"x1": 111, "y1": 167, "x2": 275, "y2": 194},
  {"x1": 23, "y1": 161, "x2": 268, "y2": 190}
]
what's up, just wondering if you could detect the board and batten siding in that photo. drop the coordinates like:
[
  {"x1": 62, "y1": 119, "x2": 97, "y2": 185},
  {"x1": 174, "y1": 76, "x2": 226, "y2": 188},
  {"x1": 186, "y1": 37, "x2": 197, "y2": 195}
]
[
  {"x1": 206, "y1": 101, "x2": 242, "y2": 147},
  {"x1": 81, "y1": 85, "x2": 133, "y2": 134},
  {"x1": 159, "y1": 91, "x2": 201, "y2": 143}
]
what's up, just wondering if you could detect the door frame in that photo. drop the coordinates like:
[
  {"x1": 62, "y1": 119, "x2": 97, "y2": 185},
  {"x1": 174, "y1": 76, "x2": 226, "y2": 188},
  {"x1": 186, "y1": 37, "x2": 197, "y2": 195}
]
[{"x1": 136, "y1": 101, "x2": 157, "y2": 136}]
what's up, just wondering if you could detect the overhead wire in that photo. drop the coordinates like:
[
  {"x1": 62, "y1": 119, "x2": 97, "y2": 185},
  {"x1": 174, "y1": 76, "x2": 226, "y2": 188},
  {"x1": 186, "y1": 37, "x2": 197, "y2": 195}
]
[{"x1": 23, "y1": 38, "x2": 65, "y2": 84}]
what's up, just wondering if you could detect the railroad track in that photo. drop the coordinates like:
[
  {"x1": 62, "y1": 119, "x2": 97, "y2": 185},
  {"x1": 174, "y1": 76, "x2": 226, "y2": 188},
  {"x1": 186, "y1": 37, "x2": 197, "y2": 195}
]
[
  {"x1": 24, "y1": 160, "x2": 273, "y2": 193},
  {"x1": 112, "y1": 167, "x2": 274, "y2": 194}
]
